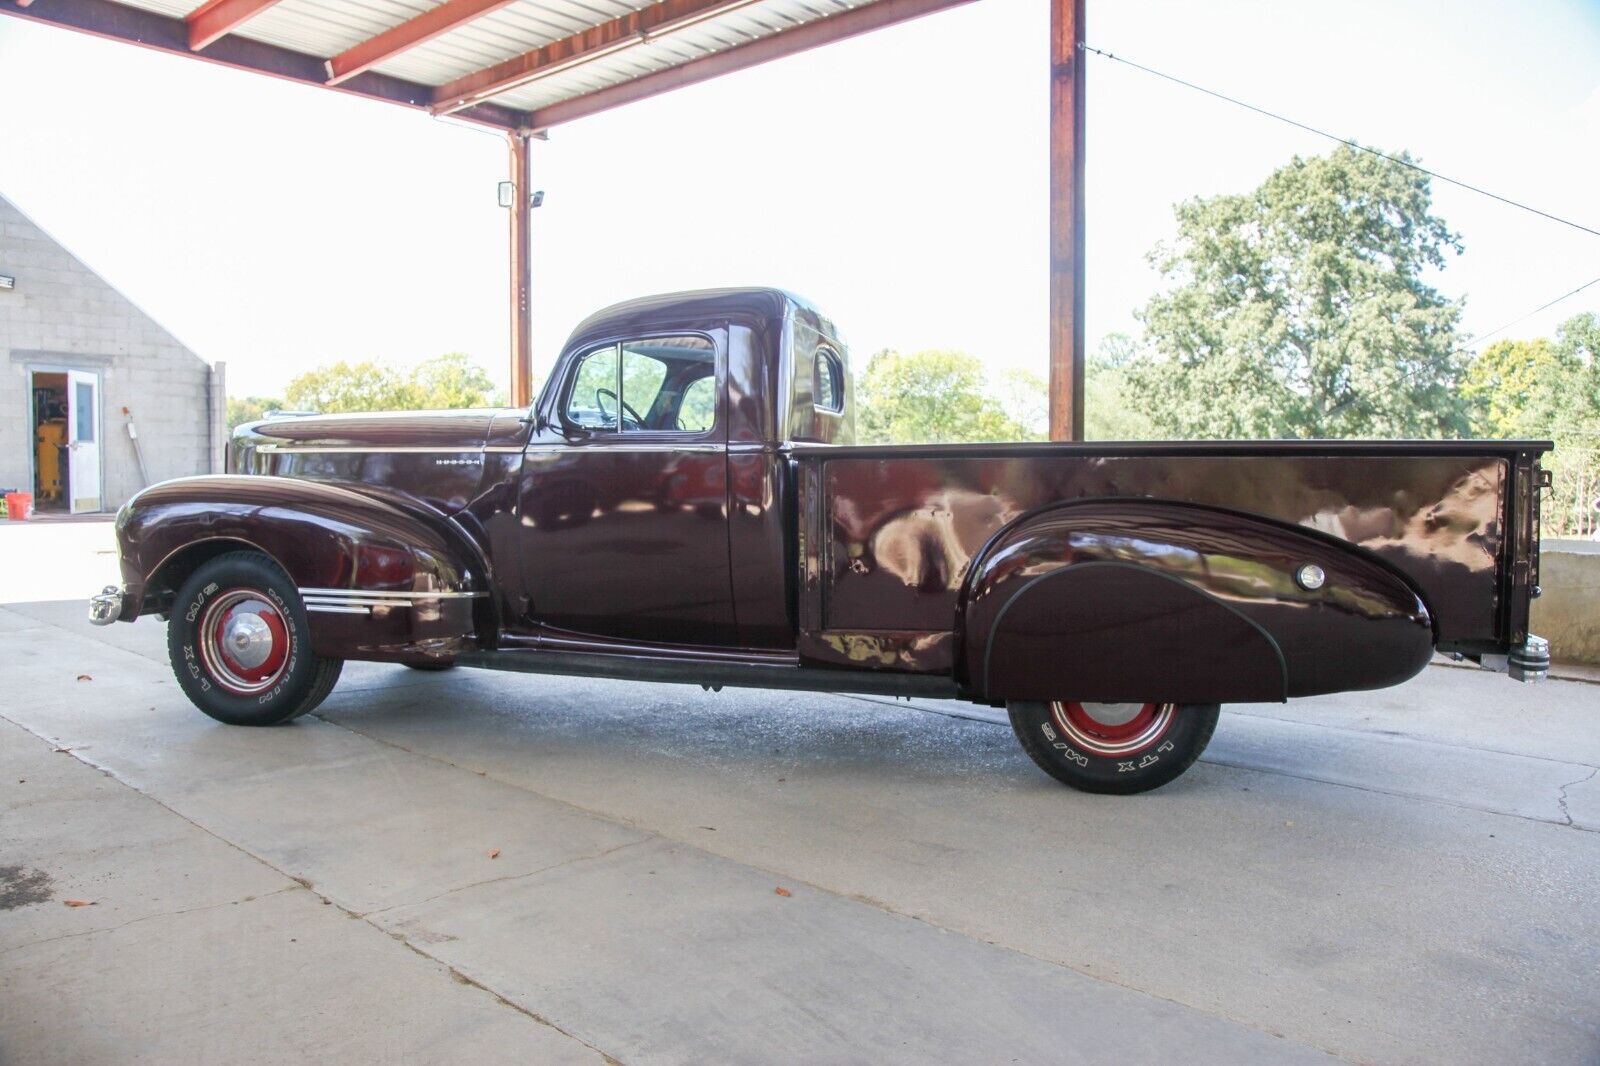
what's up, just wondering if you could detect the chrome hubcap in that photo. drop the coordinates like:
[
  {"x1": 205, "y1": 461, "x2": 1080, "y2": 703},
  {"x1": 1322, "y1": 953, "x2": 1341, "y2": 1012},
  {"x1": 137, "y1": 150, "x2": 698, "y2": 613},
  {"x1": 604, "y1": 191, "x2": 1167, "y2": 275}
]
[
  {"x1": 1076, "y1": 702, "x2": 1146, "y2": 727},
  {"x1": 1050, "y1": 701, "x2": 1177, "y2": 757},
  {"x1": 198, "y1": 588, "x2": 291, "y2": 696},
  {"x1": 225, "y1": 612, "x2": 274, "y2": 670}
]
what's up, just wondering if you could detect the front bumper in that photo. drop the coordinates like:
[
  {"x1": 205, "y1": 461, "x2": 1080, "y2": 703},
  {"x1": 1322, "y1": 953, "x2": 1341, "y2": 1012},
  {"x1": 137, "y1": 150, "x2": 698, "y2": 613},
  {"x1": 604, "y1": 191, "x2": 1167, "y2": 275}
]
[{"x1": 89, "y1": 585, "x2": 130, "y2": 626}]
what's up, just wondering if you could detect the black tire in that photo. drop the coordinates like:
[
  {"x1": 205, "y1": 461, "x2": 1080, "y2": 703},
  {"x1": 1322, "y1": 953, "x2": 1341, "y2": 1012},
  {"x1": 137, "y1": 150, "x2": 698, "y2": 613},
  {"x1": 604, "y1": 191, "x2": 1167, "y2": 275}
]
[
  {"x1": 167, "y1": 551, "x2": 343, "y2": 726},
  {"x1": 403, "y1": 661, "x2": 457, "y2": 672},
  {"x1": 1008, "y1": 700, "x2": 1220, "y2": 794}
]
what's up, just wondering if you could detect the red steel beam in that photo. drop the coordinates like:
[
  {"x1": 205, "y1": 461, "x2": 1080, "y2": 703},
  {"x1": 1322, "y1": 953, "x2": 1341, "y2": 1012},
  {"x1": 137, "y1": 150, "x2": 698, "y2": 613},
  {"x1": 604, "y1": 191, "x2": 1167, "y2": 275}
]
[
  {"x1": 1047, "y1": 0, "x2": 1085, "y2": 441},
  {"x1": 431, "y1": 0, "x2": 773, "y2": 115},
  {"x1": 186, "y1": 0, "x2": 282, "y2": 51},
  {"x1": 0, "y1": 0, "x2": 528, "y2": 130},
  {"x1": 507, "y1": 133, "x2": 535, "y2": 408},
  {"x1": 520, "y1": 0, "x2": 979, "y2": 130},
  {"x1": 325, "y1": 0, "x2": 522, "y2": 86}
]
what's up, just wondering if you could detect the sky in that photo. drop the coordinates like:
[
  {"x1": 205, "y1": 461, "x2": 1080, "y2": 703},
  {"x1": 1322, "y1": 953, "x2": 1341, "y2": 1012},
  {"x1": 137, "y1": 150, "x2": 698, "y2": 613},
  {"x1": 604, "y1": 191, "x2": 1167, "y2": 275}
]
[{"x1": 1, "y1": 0, "x2": 1597, "y2": 399}]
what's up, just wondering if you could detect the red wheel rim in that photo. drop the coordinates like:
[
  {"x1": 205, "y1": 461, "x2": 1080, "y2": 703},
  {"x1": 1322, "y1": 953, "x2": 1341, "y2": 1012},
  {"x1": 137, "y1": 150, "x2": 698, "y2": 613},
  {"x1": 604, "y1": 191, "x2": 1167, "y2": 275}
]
[
  {"x1": 1049, "y1": 701, "x2": 1176, "y2": 757},
  {"x1": 198, "y1": 588, "x2": 291, "y2": 696}
]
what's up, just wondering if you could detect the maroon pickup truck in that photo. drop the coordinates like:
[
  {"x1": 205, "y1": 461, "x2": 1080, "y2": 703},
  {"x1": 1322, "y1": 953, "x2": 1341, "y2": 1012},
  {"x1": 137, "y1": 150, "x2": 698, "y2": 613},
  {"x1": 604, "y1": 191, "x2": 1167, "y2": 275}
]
[{"x1": 91, "y1": 288, "x2": 1552, "y2": 793}]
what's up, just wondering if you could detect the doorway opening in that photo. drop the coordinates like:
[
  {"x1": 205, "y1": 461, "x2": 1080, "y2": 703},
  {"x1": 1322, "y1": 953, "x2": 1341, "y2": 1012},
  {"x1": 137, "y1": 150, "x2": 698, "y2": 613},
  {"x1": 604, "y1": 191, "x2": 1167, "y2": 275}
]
[{"x1": 29, "y1": 369, "x2": 101, "y2": 514}]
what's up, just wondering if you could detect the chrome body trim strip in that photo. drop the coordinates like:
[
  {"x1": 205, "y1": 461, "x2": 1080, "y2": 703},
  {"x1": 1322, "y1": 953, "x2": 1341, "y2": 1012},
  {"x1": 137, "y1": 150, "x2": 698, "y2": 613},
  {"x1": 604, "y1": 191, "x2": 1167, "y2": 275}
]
[
  {"x1": 522, "y1": 442, "x2": 724, "y2": 454},
  {"x1": 304, "y1": 604, "x2": 372, "y2": 615},
  {"x1": 299, "y1": 587, "x2": 486, "y2": 600},
  {"x1": 258, "y1": 445, "x2": 493, "y2": 454},
  {"x1": 257, "y1": 444, "x2": 529, "y2": 455}
]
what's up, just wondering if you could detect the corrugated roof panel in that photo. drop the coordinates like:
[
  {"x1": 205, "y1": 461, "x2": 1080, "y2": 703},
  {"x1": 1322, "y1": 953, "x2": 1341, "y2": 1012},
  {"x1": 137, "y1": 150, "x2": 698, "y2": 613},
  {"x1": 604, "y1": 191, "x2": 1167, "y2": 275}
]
[
  {"x1": 368, "y1": 0, "x2": 652, "y2": 88},
  {"x1": 483, "y1": 0, "x2": 870, "y2": 111},
  {"x1": 92, "y1": 0, "x2": 892, "y2": 117},
  {"x1": 224, "y1": 0, "x2": 417, "y2": 57},
  {"x1": 489, "y1": 40, "x2": 703, "y2": 110},
  {"x1": 117, "y1": 0, "x2": 194, "y2": 18}
]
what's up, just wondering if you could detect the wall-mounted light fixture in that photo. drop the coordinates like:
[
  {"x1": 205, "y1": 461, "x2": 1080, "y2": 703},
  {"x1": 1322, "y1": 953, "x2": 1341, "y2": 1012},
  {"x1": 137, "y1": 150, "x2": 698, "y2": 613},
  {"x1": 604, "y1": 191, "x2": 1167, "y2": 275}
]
[{"x1": 496, "y1": 183, "x2": 545, "y2": 209}]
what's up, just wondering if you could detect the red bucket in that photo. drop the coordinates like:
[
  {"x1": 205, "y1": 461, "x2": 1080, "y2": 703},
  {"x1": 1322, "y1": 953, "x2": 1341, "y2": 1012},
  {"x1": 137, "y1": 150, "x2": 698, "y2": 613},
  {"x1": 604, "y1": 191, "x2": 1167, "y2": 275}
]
[{"x1": 4, "y1": 492, "x2": 33, "y2": 521}]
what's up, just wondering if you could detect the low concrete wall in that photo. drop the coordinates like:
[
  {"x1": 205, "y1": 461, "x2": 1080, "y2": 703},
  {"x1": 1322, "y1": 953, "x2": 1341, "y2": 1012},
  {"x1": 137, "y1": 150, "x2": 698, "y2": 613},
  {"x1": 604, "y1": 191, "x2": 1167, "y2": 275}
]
[{"x1": 1533, "y1": 539, "x2": 1600, "y2": 665}]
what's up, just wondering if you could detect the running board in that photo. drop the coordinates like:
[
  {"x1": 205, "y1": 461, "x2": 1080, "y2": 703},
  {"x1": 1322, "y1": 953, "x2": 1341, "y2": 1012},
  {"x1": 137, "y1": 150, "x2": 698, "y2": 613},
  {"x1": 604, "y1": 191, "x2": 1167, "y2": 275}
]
[{"x1": 455, "y1": 647, "x2": 961, "y2": 700}]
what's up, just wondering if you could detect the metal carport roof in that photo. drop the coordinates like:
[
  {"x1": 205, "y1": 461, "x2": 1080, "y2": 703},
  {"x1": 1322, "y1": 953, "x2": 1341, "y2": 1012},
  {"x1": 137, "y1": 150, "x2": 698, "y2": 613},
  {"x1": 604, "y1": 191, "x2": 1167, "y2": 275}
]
[
  {"x1": 4, "y1": 0, "x2": 979, "y2": 131},
  {"x1": 2, "y1": 0, "x2": 1087, "y2": 436}
]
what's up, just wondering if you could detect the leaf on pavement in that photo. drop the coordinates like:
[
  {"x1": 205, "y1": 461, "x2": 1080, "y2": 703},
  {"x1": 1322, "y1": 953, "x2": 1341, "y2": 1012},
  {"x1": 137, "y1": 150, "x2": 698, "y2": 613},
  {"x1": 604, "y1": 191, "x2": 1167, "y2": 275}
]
[
  {"x1": 774, "y1": 887, "x2": 792, "y2": 898},
  {"x1": 487, "y1": 848, "x2": 501, "y2": 859},
  {"x1": 76, "y1": 675, "x2": 93, "y2": 682},
  {"x1": 63, "y1": 899, "x2": 95, "y2": 908}
]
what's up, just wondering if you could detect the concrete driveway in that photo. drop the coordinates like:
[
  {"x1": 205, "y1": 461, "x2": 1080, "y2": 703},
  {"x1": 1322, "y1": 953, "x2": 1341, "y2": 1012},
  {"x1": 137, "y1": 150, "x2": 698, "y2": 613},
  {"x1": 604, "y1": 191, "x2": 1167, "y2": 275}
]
[{"x1": 2, "y1": 520, "x2": 1597, "y2": 1064}]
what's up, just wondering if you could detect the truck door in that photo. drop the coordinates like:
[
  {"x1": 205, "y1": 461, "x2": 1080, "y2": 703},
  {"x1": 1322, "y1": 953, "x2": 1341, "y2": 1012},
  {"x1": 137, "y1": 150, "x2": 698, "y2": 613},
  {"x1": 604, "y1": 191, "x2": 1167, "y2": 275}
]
[{"x1": 517, "y1": 334, "x2": 738, "y2": 646}]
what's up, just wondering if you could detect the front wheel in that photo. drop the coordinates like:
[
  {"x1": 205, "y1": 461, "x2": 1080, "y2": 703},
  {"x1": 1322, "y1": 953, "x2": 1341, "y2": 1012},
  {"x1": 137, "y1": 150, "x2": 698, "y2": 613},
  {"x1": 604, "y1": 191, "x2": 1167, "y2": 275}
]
[
  {"x1": 168, "y1": 551, "x2": 343, "y2": 726},
  {"x1": 1008, "y1": 700, "x2": 1220, "y2": 794}
]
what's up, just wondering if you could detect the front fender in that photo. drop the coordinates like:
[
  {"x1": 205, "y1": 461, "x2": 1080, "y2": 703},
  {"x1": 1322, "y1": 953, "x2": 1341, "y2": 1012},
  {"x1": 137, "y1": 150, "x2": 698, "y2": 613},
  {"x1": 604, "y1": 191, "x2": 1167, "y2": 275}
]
[
  {"x1": 118, "y1": 475, "x2": 493, "y2": 661},
  {"x1": 959, "y1": 499, "x2": 1434, "y2": 704}
]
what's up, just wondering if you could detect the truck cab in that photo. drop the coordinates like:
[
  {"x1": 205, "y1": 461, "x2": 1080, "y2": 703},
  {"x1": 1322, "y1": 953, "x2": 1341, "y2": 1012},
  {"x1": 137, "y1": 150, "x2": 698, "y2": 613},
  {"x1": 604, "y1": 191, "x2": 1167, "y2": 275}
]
[{"x1": 510, "y1": 288, "x2": 848, "y2": 649}]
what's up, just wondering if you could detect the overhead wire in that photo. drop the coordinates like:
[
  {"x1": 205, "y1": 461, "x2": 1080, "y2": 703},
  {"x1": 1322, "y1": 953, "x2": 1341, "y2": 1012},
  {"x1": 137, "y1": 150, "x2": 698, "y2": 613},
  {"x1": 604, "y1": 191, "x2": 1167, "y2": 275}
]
[
  {"x1": 1462, "y1": 276, "x2": 1600, "y2": 349},
  {"x1": 1079, "y1": 43, "x2": 1600, "y2": 242},
  {"x1": 1079, "y1": 44, "x2": 1600, "y2": 347}
]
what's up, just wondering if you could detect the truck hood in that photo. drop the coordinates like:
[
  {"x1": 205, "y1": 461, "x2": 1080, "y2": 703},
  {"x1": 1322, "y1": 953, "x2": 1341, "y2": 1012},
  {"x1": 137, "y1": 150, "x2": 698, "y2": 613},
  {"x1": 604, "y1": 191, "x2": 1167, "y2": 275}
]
[
  {"x1": 238, "y1": 409, "x2": 526, "y2": 451},
  {"x1": 232, "y1": 409, "x2": 529, "y2": 517}
]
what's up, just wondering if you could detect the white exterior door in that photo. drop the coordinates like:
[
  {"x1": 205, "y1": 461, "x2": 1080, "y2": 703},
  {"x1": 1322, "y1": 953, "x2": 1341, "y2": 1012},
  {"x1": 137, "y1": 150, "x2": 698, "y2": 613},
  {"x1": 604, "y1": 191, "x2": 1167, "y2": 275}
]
[{"x1": 66, "y1": 369, "x2": 102, "y2": 513}]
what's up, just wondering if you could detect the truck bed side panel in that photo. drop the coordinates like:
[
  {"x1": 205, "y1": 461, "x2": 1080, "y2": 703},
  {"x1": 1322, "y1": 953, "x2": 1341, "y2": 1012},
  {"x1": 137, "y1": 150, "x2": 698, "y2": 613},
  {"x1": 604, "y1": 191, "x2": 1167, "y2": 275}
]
[{"x1": 809, "y1": 448, "x2": 1518, "y2": 648}]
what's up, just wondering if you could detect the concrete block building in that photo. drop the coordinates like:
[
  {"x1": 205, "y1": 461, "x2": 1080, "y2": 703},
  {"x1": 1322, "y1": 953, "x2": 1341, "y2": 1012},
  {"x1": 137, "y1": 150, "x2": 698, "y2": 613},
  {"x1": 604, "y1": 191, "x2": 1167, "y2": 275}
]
[{"x1": 0, "y1": 193, "x2": 224, "y2": 514}]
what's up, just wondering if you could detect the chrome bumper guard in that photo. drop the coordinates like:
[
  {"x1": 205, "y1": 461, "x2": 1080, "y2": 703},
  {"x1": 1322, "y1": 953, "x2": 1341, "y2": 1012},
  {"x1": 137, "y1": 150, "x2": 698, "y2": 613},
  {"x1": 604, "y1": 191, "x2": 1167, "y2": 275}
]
[
  {"x1": 1508, "y1": 635, "x2": 1550, "y2": 684},
  {"x1": 89, "y1": 585, "x2": 126, "y2": 626}
]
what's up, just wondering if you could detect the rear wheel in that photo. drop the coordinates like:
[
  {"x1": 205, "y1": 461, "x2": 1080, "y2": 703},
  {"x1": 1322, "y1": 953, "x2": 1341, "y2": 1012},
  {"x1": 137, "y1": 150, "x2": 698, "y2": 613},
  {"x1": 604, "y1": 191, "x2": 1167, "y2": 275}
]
[
  {"x1": 167, "y1": 552, "x2": 343, "y2": 726},
  {"x1": 1007, "y1": 700, "x2": 1220, "y2": 794}
]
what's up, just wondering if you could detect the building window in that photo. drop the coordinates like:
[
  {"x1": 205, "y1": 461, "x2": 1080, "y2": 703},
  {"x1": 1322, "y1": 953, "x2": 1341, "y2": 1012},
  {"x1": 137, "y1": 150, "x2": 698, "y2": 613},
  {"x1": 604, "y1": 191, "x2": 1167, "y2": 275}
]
[{"x1": 74, "y1": 381, "x2": 95, "y2": 442}]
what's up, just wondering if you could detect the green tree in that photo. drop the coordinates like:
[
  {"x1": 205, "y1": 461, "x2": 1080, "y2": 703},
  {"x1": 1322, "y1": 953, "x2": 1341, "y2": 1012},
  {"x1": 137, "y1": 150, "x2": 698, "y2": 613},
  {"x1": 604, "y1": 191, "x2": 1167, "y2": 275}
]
[
  {"x1": 280, "y1": 353, "x2": 500, "y2": 414},
  {"x1": 991, "y1": 367, "x2": 1049, "y2": 441},
  {"x1": 284, "y1": 361, "x2": 417, "y2": 413},
  {"x1": 226, "y1": 395, "x2": 285, "y2": 430},
  {"x1": 856, "y1": 349, "x2": 1030, "y2": 444},
  {"x1": 1127, "y1": 144, "x2": 1470, "y2": 439},
  {"x1": 1085, "y1": 333, "x2": 1159, "y2": 441},
  {"x1": 1463, "y1": 337, "x2": 1568, "y2": 437},
  {"x1": 1464, "y1": 314, "x2": 1600, "y2": 537},
  {"x1": 411, "y1": 352, "x2": 500, "y2": 409}
]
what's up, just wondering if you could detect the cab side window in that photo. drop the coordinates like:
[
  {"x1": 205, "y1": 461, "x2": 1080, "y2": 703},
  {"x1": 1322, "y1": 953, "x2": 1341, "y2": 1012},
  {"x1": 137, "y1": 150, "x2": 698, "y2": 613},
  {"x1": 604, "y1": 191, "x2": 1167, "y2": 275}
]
[
  {"x1": 564, "y1": 345, "x2": 620, "y2": 430},
  {"x1": 564, "y1": 335, "x2": 716, "y2": 434},
  {"x1": 621, "y1": 344, "x2": 670, "y2": 430},
  {"x1": 678, "y1": 375, "x2": 715, "y2": 433}
]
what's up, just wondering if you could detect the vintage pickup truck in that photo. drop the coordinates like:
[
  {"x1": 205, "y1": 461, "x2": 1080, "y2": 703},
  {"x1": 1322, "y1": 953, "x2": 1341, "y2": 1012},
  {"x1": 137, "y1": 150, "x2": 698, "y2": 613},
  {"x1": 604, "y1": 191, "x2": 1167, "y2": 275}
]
[{"x1": 92, "y1": 288, "x2": 1552, "y2": 793}]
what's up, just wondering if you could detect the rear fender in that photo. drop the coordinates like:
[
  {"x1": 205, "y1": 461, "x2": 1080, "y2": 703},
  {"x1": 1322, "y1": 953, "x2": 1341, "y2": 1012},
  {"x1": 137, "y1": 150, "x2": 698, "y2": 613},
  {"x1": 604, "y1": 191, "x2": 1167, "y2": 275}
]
[
  {"x1": 958, "y1": 499, "x2": 1434, "y2": 704},
  {"x1": 118, "y1": 475, "x2": 493, "y2": 662}
]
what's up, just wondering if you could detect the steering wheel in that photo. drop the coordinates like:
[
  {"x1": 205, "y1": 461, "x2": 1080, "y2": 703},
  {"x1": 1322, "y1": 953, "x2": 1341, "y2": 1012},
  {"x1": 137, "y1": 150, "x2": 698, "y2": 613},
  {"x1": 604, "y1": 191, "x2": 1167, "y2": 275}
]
[{"x1": 594, "y1": 387, "x2": 645, "y2": 431}]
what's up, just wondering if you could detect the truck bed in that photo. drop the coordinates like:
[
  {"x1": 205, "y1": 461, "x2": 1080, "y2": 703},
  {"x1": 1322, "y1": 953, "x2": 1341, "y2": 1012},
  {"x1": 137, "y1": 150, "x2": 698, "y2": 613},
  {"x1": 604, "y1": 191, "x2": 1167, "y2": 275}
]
[{"x1": 794, "y1": 439, "x2": 1550, "y2": 657}]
